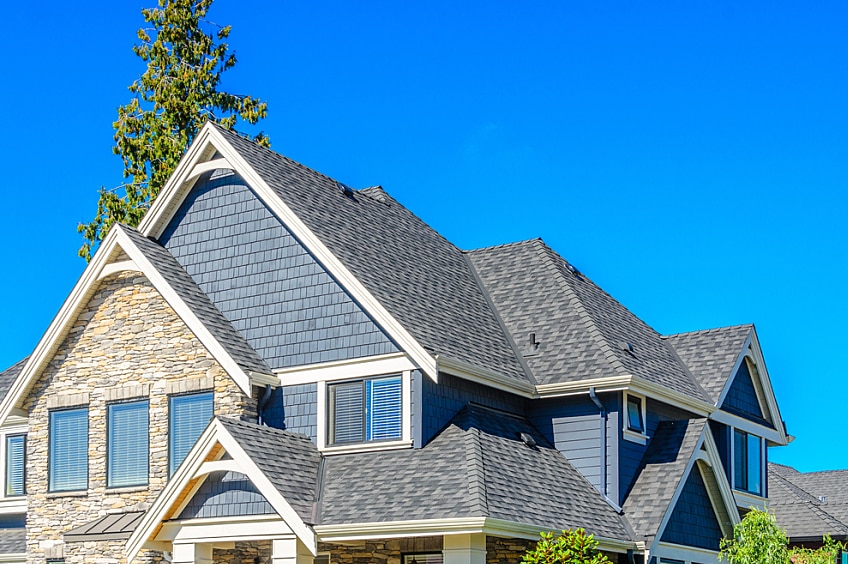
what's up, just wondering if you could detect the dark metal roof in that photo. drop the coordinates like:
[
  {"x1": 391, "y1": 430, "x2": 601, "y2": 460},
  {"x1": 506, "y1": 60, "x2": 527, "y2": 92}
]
[{"x1": 64, "y1": 511, "x2": 145, "y2": 542}]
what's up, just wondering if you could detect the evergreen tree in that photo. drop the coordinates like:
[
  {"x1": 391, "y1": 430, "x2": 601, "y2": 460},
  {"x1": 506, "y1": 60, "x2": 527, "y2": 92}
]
[{"x1": 78, "y1": 0, "x2": 268, "y2": 261}]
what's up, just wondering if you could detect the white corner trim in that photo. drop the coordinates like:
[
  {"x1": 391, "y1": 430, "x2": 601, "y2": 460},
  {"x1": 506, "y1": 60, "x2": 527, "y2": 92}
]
[
  {"x1": 97, "y1": 260, "x2": 141, "y2": 281},
  {"x1": 276, "y1": 354, "x2": 415, "y2": 386}
]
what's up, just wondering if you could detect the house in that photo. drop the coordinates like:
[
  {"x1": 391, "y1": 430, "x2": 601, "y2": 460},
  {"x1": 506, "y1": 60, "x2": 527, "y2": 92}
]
[
  {"x1": 768, "y1": 463, "x2": 848, "y2": 548},
  {"x1": 0, "y1": 122, "x2": 790, "y2": 564}
]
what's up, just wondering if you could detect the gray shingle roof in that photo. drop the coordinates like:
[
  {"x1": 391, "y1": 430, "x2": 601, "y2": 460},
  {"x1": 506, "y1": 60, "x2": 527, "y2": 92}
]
[
  {"x1": 0, "y1": 528, "x2": 25, "y2": 554},
  {"x1": 0, "y1": 357, "x2": 28, "y2": 404},
  {"x1": 318, "y1": 404, "x2": 632, "y2": 540},
  {"x1": 64, "y1": 511, "x2": 145, "y2": 542},
  {"x1": 215, "y1": 126, "x2": 530, "y2": 385},
  {"x1": 118, "y1": 225, "x2": 271, "y2": 376},
  {"x1": 468, "y1": 240, "x2": 709, "y2": 401},
  {"x1": 218, "y1": 417, "x2": 321, "y2": 525},
  {"x1": 768, "y1": 463, "x2": 848, "y2": 541},
  {"x1": 664, "y1": 325, "x2": 752, "y2": 404},
  {"x1": 622, "y1": 418, "x2": 706, "y2": 543}
]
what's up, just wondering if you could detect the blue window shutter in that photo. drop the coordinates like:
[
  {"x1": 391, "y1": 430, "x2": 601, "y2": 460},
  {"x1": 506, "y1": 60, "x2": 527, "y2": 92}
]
[
  {"x1": 5, "y1": 434, "x2": 25, "y2": 496},
  {"x1": 169, "y1": 392, "x2": 213, "y2": 475},
  {"x1": 330, "y1": 382, "x2": 364, "y2": 444},
  {"x1": 49, "y1": 409, "x2": 88, "y2": 492},
  {"x1": 108, "y1": 401, "x2": 149, "y2": 488},
  {"x1": 366, "y1": 376, "x2": 402, "y2": 441}
]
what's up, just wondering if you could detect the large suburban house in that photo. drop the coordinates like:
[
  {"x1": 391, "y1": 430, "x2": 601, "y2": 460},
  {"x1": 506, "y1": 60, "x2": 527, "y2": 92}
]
[{"x1": 0, "y1": 122, "x2": 791, "y2": 564}]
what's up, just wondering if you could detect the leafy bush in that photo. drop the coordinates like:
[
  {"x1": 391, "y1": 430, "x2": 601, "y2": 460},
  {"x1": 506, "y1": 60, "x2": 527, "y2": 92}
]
[
  {"x1": 522, "y1": 529, "x2": 611, "y2": 564},
  {"x1": 719, "y1": 509, "x2": 790, "y2": 564}
]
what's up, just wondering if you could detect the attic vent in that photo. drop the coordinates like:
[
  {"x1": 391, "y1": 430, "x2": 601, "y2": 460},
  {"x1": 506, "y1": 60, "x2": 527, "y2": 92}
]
[
  {"x1": 337, "y1": 182, "x2": 355, "y2": 198},
  {"x1": 619, "y1": 341, "x2": 635, "y2": 352},
  {"x1": 518, "y1": 432, "x2": 537, "y2": 448},
  {"x1": 819, "y1": 496, "x2": 827, "y2": 504}
]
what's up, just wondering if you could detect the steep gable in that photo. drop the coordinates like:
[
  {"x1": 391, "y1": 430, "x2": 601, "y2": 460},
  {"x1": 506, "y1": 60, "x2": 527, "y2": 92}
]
[
  {"x1": 159, "y1": 169, "x2": 398, "y2": 370},
  {"x1": 659, "y1": 467, "x2": 724, "y2": 550},
  {"x1": 721, "y1": 359, "x2": 766, "y2": 423}
]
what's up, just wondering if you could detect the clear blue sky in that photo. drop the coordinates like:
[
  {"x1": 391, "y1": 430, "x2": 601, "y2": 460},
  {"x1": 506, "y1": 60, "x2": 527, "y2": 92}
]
[{"x1": 0, "y1": 1, "x2": 845, "y2": 471}]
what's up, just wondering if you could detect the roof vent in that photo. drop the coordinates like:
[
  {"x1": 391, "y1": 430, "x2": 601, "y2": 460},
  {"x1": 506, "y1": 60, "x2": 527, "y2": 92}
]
[
  {"x1": 565, "y1": 262, "x2": 581, "y2": 278},
  {"x1": 518, "y1": 432, "x2": 537, "y2": 448},
  {"x1": 337, "y1": 182, "x2": 355, "y2": 198},
  {"x1": 619, "y1": 341, "x2": 635, "y2": 353},
  {"x1": 819, "y1": 496, "x2": 827, "y2": 504},
  {"x1": 523, "y1": 332, "x2": 541, "y2": 357}
]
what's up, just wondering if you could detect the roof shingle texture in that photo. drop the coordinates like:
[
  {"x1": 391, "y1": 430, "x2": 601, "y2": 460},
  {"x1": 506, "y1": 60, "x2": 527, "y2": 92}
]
[
  {"x1": 664, "y1": 325, "x2": 752, "y2": 404},
  {"x1": 119, "y1": 225, "x2": 271, "y2": 376},
  {"x1": 0, "y1": 528, "x2": 25, "y2": 554},
  {"x1": 468, "y1": 240, "x2": 709, "y2": 400},
  {"x1": 216, "y1": 126, "x2": 529, "y2": 385},
  {"x1": 622, "y1": 418, "x2": 706, "y2": 543},
  {"x1": 0, "y1": 357, "x2": 27, "y2": 404},
  {"x1": 768, "y1": 463, "x2": 848, "y2": 540}
]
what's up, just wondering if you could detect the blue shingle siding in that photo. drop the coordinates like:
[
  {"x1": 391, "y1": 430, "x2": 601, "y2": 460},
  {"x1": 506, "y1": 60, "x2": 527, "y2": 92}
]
[
  {"x1": 710, "y1": 420, "x2": 731, "y2": 483},
  {"x1": 721, "y1": 361, "x2": 765, "y2": 422},
  {"x1": 660, "y1": 466, "x2": 724, "y2": 550},
  {"x1": 178, "y1": 471, "x2": 275, "y2": 519},
  {"x1": 262, "y1": 384, "x2": 318, "y2": 442},
  {"x1": 422, "y1": 373, "x2": 525, "y2": 444},
  {"x1": 159, "y1": 171, "x2": 398, "y2": 370}
]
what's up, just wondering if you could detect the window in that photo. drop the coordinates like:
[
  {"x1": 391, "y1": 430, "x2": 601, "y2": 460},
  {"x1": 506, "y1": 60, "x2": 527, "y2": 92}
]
[
  {"x1": 169, "y1": 392, "x2": 213, "y2": 475},
  {"x1": 626, "y1": 394, "x2": 645, "y2": 433},
  {"x1": 328, "y1": 375, "x2": 402, "y2": 445},
  {"x1": 404, "y1": 555, "x2": 443, "y2": 564},
  {"x1": 49, "y1": 408, "x2": 88, "y2": 492},
  {"x1": 733, "y1": 429, "x2": 762, "y2": 495},
  {"x1": 5, "y1": 434, "x2": 25, "y2": 496},
  {"x1": 107, "y1": 400, "x2": 149, "y2": 488}
]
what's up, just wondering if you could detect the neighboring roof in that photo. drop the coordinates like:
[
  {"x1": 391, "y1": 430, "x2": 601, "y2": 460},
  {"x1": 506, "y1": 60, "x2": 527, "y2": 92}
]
[
  {"x1": 214, "y1": 126, "x2": 530, "y2": 385},
  {"x1": 218, "y1": 417, "x2": 321, "y2": 525},
  {"x1": 664, "y1": 325, "x2": 752, "y2": 404},
  {"x1": 318, "y1": 404, "x2": 632, "y2": 540},
  {"x1": 118, "y1": 225, "x2": 271, "y2": 376},
  {"x1": 0, "y1": 528, "x2": 25, "y2": 554},
  {"x1": 468, "y1": 239, "x2": 709, "y2": 401},
  {"x1": 64, "y1": 512, "x2": 145, "y2": 542},
  {"x1": 0, "y1": 357, "x2": 28, "y2": 404},
  {"x1": 622, "y1": 418, "x2": 707, "y2": 543},
  {"x1": 768, "y1": 463, "x2": 848, "y2": 541}
]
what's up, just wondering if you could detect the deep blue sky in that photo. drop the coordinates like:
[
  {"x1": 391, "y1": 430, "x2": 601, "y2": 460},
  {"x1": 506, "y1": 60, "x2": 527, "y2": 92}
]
[{"x1": 0, "y1": 1, "x2": 845, "y2": 471}]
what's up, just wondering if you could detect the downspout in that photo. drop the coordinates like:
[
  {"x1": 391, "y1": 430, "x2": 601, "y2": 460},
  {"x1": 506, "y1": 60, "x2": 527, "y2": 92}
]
[
  {"x1": 589, "y1": 387, "x2": 623, "y2": 513},
  {"x1": 257, "y1": 384, "x2": 273, "y2": 425}
]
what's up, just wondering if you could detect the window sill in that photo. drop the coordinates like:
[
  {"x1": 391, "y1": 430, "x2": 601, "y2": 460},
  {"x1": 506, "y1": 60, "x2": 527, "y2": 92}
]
[
  {"x1": 105, "y1": 485, "x2": 148, "y2": 494},
  {"x1": 321, "y1": 439, "x2": 412, "y2": 456},
  {"x1": 623, "y1": 429, "x2": 649, "y2": 445},
  {"x1": 732, "y1": 489, "x2": 766, "y2": 510},
  {"x1": 46, "y1": 490, "x2": 88, "y2": 499}
]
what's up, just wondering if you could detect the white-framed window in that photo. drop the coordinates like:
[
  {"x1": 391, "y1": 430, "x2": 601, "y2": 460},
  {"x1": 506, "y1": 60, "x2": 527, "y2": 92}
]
[
  {"x1": 403, "y1": 554, "x2": 444, "y2": 564},
  {"x1": 107, "y1": 399, "x2": 149, "y2": 488},
  {"x1": 328, "y1": 374, "x2": 402, "y2": 445},
  {"x1": 169, "y1": 391, "x2": 213, "y2": 475},
  {"x1": 732, "y1": 428, "x2": 763, "y2": 495},
  {"x1": 4, "y1": 433, "x2": 25, "y2": 497},
  {"x1": 623, "y1": 392, "x2": 648, "y2": 444},
  {"x1": 49, "y1": 407, "x2": 89, "y2": 492}
]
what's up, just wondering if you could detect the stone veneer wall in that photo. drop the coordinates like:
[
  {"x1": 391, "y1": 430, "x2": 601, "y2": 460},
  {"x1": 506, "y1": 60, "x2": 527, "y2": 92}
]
[
  {"x1": 318, "y1": 538, "x2": 443, "y2": 564},
  {"x1": 24, "y1": 272, "x2": 256, "y2": 564}
]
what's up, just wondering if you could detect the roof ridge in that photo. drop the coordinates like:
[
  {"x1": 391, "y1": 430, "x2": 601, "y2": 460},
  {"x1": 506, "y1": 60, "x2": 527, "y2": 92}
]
[
  {"x1": 464, "y1": 238, "x2": 544, "y2": 254},
  {"x1": 532, "y1": 241, "x2": 630, "y2": 378},
  {"x1": 463, "y1": 424, "x2": 489, "y2": 517},
  {"x1": 663, "y1": 324, "x2": 754, "y2": 339}
]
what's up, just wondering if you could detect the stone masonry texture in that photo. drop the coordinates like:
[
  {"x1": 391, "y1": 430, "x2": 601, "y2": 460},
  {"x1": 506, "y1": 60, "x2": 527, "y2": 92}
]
[{"x1": 24, "y1": 272, "x2": 256, "y2": 564}]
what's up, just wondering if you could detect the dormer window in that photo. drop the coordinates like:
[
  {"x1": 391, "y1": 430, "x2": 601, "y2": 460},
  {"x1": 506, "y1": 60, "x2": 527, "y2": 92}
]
[
  {"x1": 623, "y1": 392, "x2": 648, "y2": 444},
  {"x1": 328, "y1": 375, "x2": 402, "y2": 445}
]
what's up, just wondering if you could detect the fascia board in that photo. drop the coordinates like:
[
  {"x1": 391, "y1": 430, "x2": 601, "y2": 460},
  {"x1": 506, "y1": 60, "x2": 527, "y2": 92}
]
[
  {"x1": 654, "y1": 542, "x2": 720, "y2": 564},
  {"x1": 0, "y1": 227, "x2": 122, "y2": 425},
  {"x1": 436, "y1": 355, "x2": 535, "y2": 397},
  {"x1": 708, "y1": 410, "x2": 785, "y2": 445},
  {"x1": 629, "y1": 377, "x2": 715, "y2": 417},
  {"x1": 275, "y1": 353, "x2": 415, "y2": 386},
  {"x1": 534, "y1": 376, "x2": 633, "y2": 398},
  {"x1": 113, "y1": 227, "x2": 254, "y2": 396}
]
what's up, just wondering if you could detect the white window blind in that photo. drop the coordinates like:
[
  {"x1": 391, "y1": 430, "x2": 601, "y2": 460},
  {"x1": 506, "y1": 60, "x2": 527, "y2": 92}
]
[
  {"x1": 49, "y1": 408, "x2": 88, "y2": 492},
  {"x1": 329, "y1": 375, "x2": 402, "y2": 446},
  {"x1": 330, "y1": 382, "x2": 364, "y2": 444},
  {"x1": 366, "y1": 376, "x2": 402, "y2": 441},
  {"x1": 169, "y1": 392, "x2": 213, "y2": 475},
  {"x1": 108, "y1": 401, "x2": 149, "y2": 488},
  {"x1": 5, "y1": 434, "x2": 25, "y2": 496}
]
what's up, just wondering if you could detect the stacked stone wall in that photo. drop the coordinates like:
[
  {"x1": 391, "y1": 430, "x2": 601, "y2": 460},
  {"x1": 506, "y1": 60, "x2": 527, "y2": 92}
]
[
  {"x1": 25, "y1": 272, "x2": 255, "y2": 564},
  {"x1": 318, "y1": 537, "x2": 443, "y2": 564}
]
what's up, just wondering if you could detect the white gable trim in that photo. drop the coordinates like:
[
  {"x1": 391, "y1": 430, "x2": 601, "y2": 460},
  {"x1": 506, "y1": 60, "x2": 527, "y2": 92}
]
[
  {"x1": 126, "y1": 419, "x2": 316, "y2": 562},
  {"x1": 137, "y1": 123, "x2": 439, "y2": 381},
  {"x1": 0, "y1": 226, "x2": 261, "y2": 424}
]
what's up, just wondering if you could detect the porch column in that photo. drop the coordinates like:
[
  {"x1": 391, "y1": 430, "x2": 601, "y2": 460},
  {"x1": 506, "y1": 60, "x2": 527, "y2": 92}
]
[
  {"x1": 443, "y1": 534, "x2": 486, "y2": 564},
  {"x1": 172, "y1": 542, "x2": 213, "y2": 564},
  {"x1": 272, "y1": 536, "x2": 313, "y2": 564}
]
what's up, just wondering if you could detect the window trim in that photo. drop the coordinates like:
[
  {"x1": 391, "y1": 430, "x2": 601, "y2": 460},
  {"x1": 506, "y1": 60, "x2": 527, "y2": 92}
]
[
  {"x1": 4, "y1": 433, "x2": 25, "y2": 498},
  {"x1": 622, "y1": 391, "x2": 648, "y2": 445},
  {"x1": 168, "y1": 391, "x2": 214, "y2": 477},
  {"x1": 48, "y1": 407, "x2": 89, "y2": 493},
  {"x1": 317, "y1": 370, "x2": 412, "y2": 452},
  {"x1": 327, "y1": 374, "x2": 403, "y2": 447},
  {"x1": 106, "y1": 399, "x2": 150, "y2": 489}
]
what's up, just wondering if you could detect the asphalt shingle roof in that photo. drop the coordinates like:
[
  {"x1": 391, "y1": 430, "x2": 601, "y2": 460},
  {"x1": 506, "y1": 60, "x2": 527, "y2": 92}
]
[
  {"x1": 468, "y1": 239, "x2": 709, "y2": 401},
  {"x1": 0, "y1": 357, "x2": 27, "y2": 404},
  {"x1": 664, "y1": 325, "x2": 752, "y2": 404},
  {"x1": 215, "y1": 126, "x2": 530, "y2": 385},
  {"x1": 119, "y1": 225, "x2": 271, "y2": 376},
  {"x1": 768, "y1": 463, "x2": 848, "y2": 541},
  {"x1": 622, "y1": 418, "x2": 706, "y2": 543},
  {"x1": 0, "y1": 528, "x2": 25, "y2": 554}
]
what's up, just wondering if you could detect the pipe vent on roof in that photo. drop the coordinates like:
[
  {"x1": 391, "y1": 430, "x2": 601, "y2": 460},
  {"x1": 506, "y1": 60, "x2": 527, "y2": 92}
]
[
  {"x1": 523, "y1": 332, "x2": 541, "y2": 357},
  {"x1": 337, "y1": 182, "x2": 355, "y2": 198},
  {"x1": 619, "y1": 341, "x2": 635, "y2": 353},
  {"x1": 518, "y1": 432, "x2": 537, "y2": 448}
]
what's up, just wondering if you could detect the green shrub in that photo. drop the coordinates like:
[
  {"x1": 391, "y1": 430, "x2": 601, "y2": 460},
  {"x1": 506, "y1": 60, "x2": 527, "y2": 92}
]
[{"x1": 522, "y1": 529, "x2": 611, "y2": 564}]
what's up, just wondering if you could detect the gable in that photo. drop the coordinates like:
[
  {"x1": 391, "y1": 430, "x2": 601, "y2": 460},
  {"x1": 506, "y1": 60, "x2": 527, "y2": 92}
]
[
  {"x1": 660, "y1": 464, "x2": 724, "y2": 551},
  {"x1": 721, "y1": 359, "x2": 766, "y2": 423},
  {"x1": 159, "y1": 170, "x2": 398, "y2": 370},
  {"x1": 178, "y1": 470, "x2": 274, "y2": 519}
]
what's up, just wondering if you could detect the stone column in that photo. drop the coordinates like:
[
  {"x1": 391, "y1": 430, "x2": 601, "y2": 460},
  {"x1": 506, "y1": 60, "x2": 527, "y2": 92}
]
[
  {"x1": 443, "y1": 534, "x2": 486, "y2": 564},
  {"x1": 173, "y1": 542, "x2": 213, "y2": 564},
  {"x1": 272, "y1": 536, "x2": 313, "y2": 564}
]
